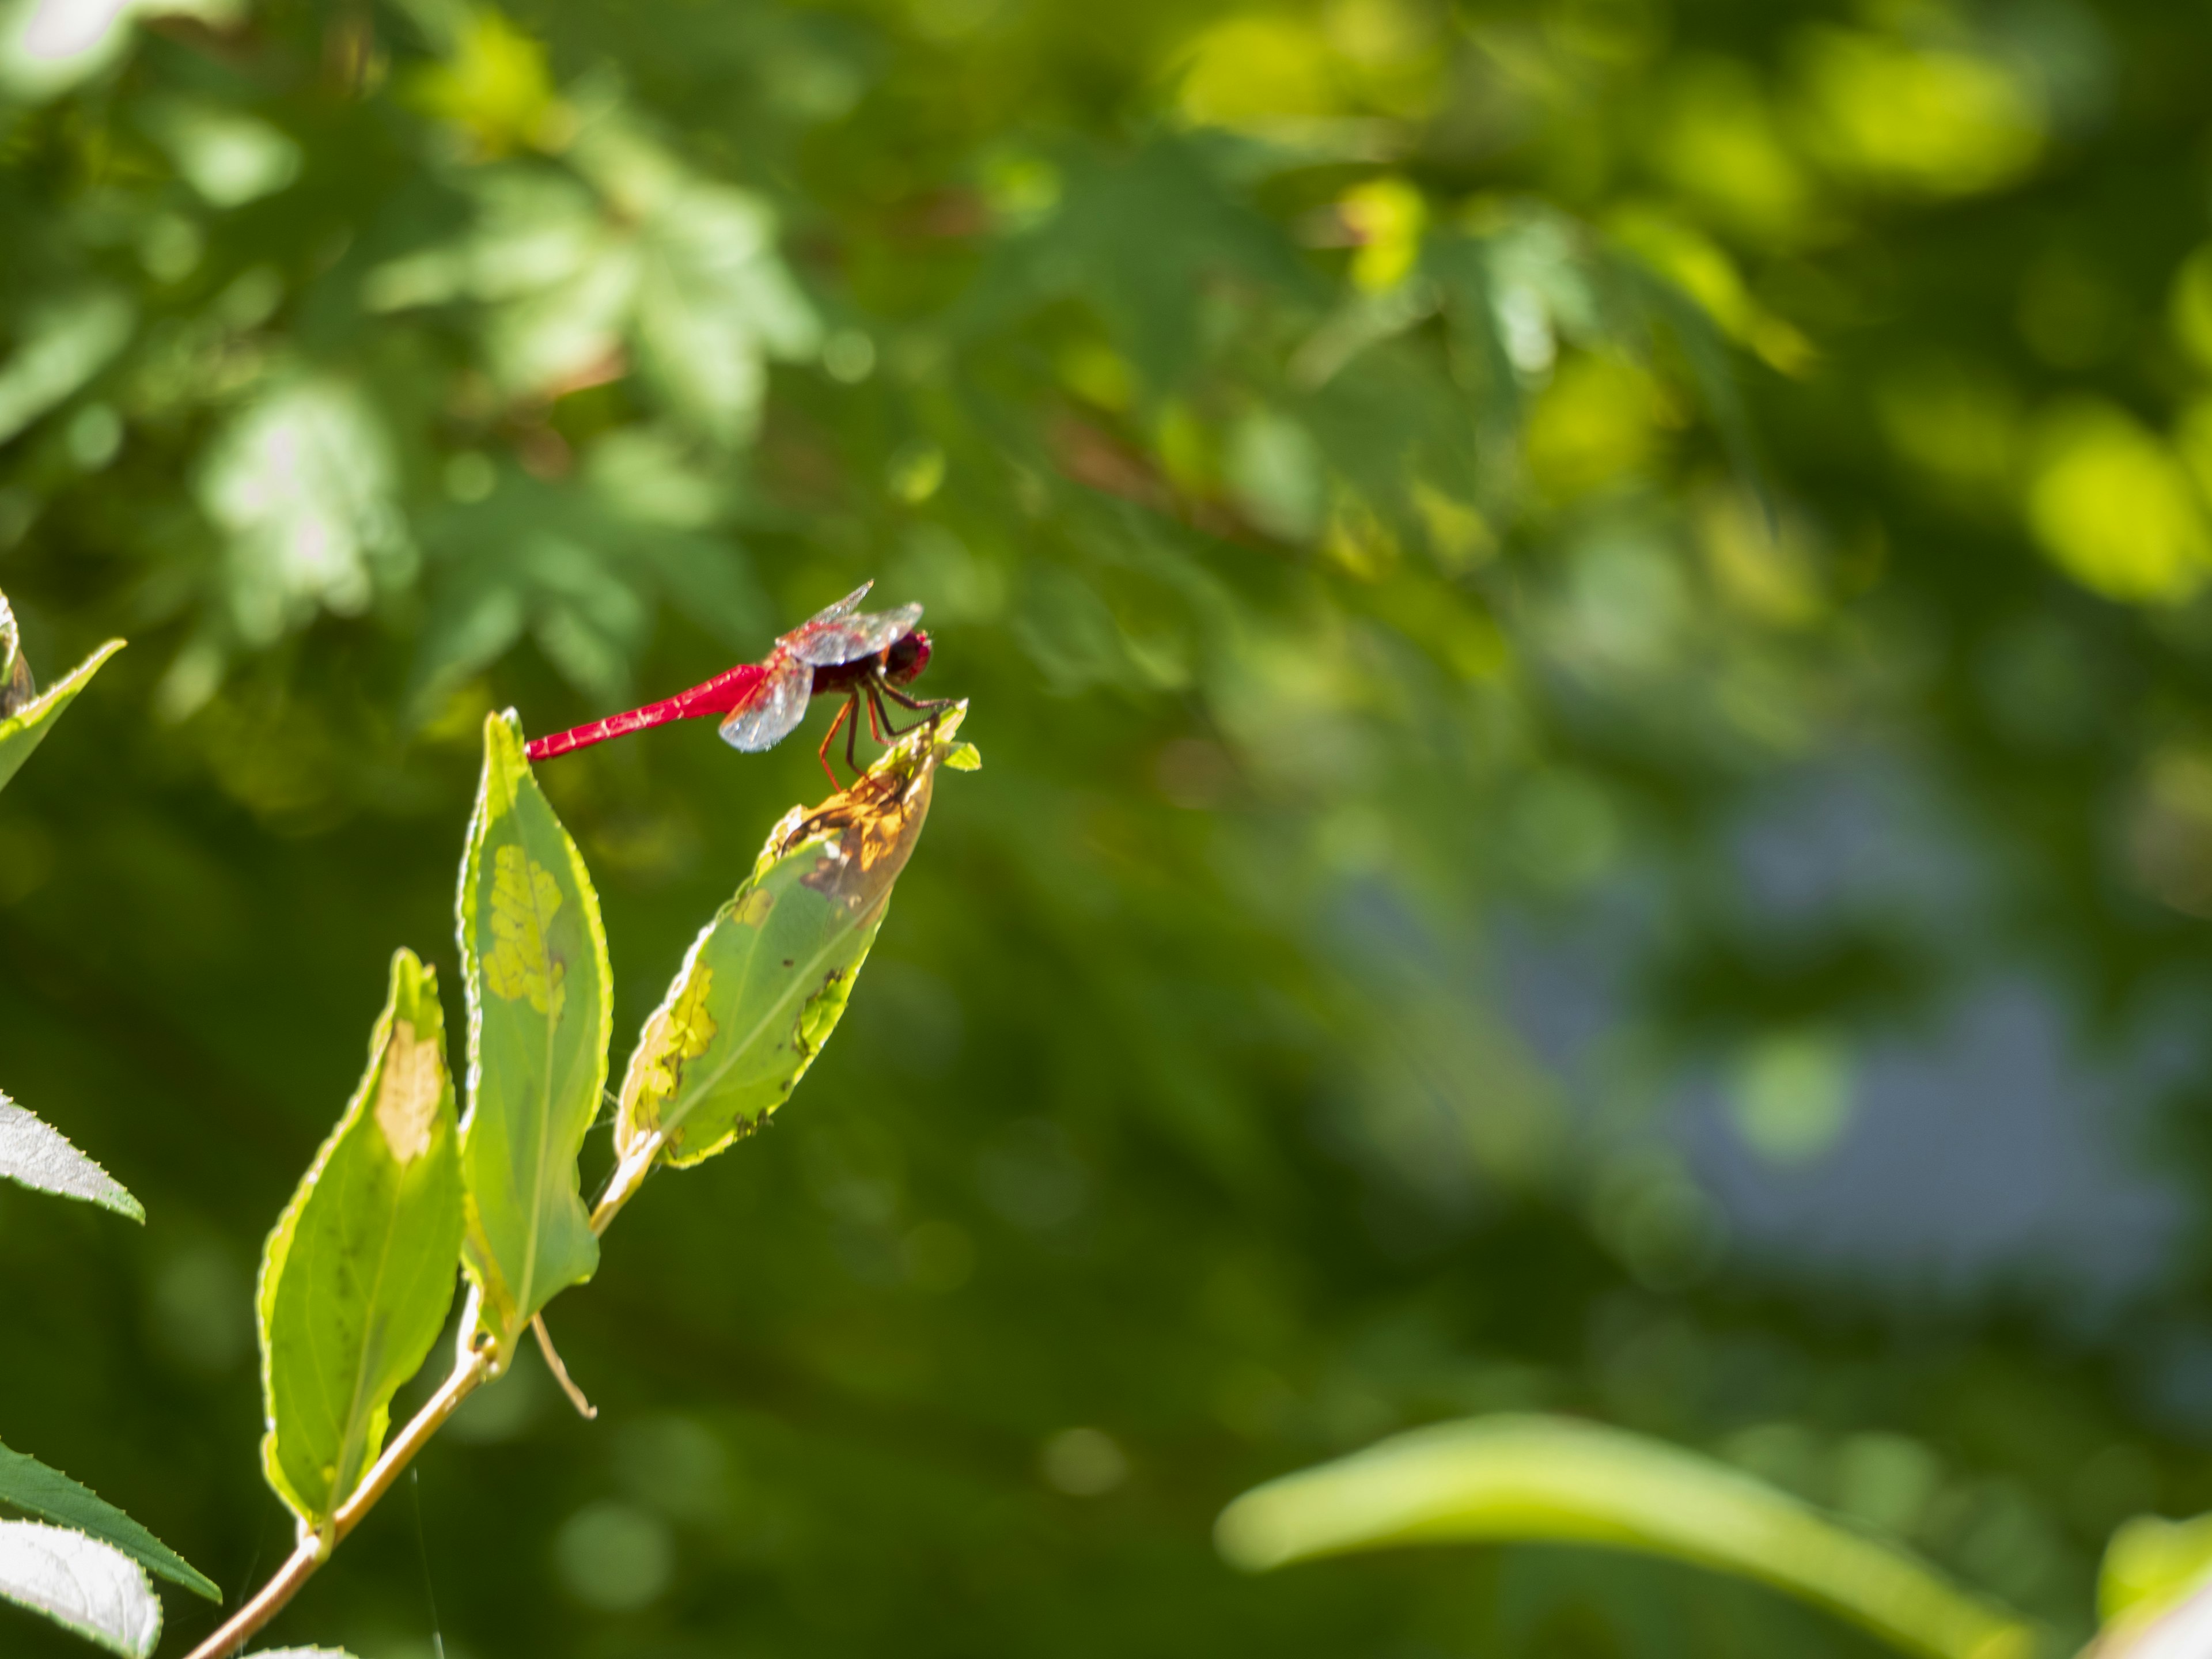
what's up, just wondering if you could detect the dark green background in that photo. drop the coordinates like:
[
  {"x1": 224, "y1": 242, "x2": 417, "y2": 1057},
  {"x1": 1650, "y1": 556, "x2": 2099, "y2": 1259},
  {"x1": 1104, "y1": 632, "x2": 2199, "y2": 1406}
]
[{"x1": 2, "y1": 0, "x2": 2207, "y2": 1652}]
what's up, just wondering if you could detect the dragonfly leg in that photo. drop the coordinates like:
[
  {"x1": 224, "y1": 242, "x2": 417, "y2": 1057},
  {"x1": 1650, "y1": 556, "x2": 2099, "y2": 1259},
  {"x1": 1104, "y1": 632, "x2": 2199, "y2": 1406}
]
[
  {"x1": 877, "y1": 681, "x2": 955, "y2": 720},
  {"x1": 818, "y1": 696, "x2": 853, "y2": 790},
  {"x1": 844, "y1": 690, "x2": 863, "y2": 779},
  {"x1": 869, "y1": 683, "x2": 924, "y2": 738}
]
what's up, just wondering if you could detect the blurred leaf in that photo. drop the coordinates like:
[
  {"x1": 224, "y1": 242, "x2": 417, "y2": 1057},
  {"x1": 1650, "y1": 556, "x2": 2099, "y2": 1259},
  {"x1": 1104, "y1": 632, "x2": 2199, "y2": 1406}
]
[
  {"x1": 457, "y1": 711, "x2": 609, "y2": 1343},
  {"x1": 256, "y1": 949, "x2": 465, "y2": 1529},
  {"x1": 0, "y1": 1442, "x2": 217, "y2": 1599},
  {"x1": 0, "y1": 1094, "x2": 141, "y2": 1220},
  {"x1": 617, "y1": 703, "x2": 974, "y2": 1169},
  {"x1": 2094, "y1": 1577, "x2": 2212, "y2": 1659},
  {"x1": 1216, "y1": 1415, "x2": 2031, "y2": 1659},
  {"x1": 0, "y1": 290, "x2": 132, "y2": 445},
  {"x1": 2100, "y1": 1512, "x2": 2212, "y2": 1627},
  {"x1": 138, "y1": 98, "x2": 302, "y2": 207},
  {"x1": 0, "y1": 1520, "x2": 161, "y2": 1658},
  {"x1": 1618, "y1": 257, "x2": 1771, "y2": 522},
  {"x1": 0, "y1": 638, "x2": 123, "y2": 797},
  {"x1": 195, "y1": 377, "x2": 413, "y2": 651}
]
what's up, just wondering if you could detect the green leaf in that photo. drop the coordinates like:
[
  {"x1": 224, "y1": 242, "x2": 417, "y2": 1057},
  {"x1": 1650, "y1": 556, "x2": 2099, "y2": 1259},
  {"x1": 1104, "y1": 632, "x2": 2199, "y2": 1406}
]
[
  {"x1": 0, "y1": 1520, "x2": 161, "y2": 1658},
  {"x1": 256, "y1": 949, "x2": 465, "y2": 1529},
  {"x1": 0, "y1": 1443, "x2": 215, "y2": 1600},
  {"x1": 1215, "y1": 1414, "x2": 2030, "y2": 1659},
  {"x1": 2096, "y1": 1582, "x2": 2212, "y2": 1659},
  {"x1": 250, "y1": 1650, "x2": 363, "y2": 1657},
  {"x1": 616, "y1": 704, "x2": 974, "y2": 1169},
  {"x1": 2101, "y1": 1512, "x2": 2212, "y2": 1630},
  {"x1": 0, "y1": 637, "x2": 124, "y2": 797},
  {"x1": 0, "y1": 289, "x2": 133, "y2": 446},
  {"x1": 457, "y1": 711, "x2": 610, "y2": 1343},
  {"x1": 0, "y1": 1094, "x2": 142, "y2": 1220}
]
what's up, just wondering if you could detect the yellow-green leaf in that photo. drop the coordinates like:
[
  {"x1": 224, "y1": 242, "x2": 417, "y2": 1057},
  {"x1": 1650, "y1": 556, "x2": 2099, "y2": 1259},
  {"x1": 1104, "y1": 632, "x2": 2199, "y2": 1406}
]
[
  {"x1": 616, "y1": 703, "x2": 972, "y2": 1169},
  {"x1": 2101, "y1": 1512, "x2": 2212, "y2": 1631},
  {"x1": 256, "y1": 950, "x2": 465, "y2": 1528},
  {"x1": 1216, "y1": 1414, "x2": 2030, "y2": 1659},
  {"x1": 0, "y1": 636, "x2": 123, "y2": 797},
  {"x1": 456, "y1": 711, "x2": 609, "y2": 1344}
]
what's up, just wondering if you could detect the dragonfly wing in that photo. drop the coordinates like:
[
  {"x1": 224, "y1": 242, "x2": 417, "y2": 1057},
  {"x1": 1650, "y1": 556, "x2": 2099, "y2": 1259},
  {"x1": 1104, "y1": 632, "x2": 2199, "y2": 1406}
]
[
  {"x1": 806, "y1": 582, "x2": 874, "y2": 628},
  {"x1": 789, "y1": 602, "x2": 925, "y2": 667},
  {"x1": 718, "y1": 652, "x2": 813, "y2": 752}
]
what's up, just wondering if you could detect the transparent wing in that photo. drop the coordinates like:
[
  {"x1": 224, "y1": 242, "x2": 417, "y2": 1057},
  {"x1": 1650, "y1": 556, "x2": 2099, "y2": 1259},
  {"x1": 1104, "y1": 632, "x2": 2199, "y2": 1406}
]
[
  {"x1": 789, "y1": 602, "x2": 925, "y2": 668},
  {"x1": 802, "y1": 582, "x2": 874, "y2": 630},
  {"x1": 717, "y1": 652, "x2": 813, "y2": 752}
]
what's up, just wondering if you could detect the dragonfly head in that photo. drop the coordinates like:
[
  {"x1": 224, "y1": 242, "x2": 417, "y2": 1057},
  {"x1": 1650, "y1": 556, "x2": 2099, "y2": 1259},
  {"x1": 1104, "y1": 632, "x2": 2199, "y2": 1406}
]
[{"x1": 884, "y1": 628, "x2": 931, "y2": 685}]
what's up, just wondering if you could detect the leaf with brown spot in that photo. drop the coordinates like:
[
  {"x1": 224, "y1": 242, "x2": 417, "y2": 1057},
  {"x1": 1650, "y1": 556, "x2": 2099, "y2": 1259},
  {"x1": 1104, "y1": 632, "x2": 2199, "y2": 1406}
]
[
  {"x1": 615, "y1": 703, "x2": 974, "y2": 1168},
  {"x1": 257, "y1": 949, "x2": 464, "y2": 1528}
]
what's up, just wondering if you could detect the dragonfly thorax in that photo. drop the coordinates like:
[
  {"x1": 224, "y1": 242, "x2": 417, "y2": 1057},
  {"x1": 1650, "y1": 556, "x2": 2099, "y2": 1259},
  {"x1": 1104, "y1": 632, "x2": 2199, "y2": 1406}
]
[{"x1": 809, "y1": 628, "x2": 931, "y2": 698}]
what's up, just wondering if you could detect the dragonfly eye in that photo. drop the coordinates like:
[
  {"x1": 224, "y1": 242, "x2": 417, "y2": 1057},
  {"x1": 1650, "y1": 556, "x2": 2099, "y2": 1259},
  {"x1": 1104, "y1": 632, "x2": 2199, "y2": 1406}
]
[{"x1": 886, "y1": 630, "x2": 930, "y2": 683}]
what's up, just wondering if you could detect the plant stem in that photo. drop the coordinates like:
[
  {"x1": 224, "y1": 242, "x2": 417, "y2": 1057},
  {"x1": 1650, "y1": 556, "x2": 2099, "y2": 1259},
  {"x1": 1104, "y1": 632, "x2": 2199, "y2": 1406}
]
[
  {"x1": 188, "y1": 1142, "x2": 665, "y2": 1657},
  {"x1": 589, "y1": 1131, "x2": 664, "y2": 1236},
  {"x1": 182, "y1": 1346, "x2": 492, "y2": 1659}
]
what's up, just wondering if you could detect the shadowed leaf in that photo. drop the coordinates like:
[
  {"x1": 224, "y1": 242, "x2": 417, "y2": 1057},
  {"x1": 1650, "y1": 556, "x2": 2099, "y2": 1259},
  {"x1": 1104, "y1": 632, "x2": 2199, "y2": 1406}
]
[{"x1": 0, "y1": 1444, "x2": 215, "y2": 1599}]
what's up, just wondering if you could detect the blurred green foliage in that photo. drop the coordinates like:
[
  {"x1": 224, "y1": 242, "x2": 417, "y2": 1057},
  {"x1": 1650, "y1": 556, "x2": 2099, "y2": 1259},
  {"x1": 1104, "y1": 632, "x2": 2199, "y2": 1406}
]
[{"x1": 2, "y1": 0, "x2": 2211, "y2": 1653}]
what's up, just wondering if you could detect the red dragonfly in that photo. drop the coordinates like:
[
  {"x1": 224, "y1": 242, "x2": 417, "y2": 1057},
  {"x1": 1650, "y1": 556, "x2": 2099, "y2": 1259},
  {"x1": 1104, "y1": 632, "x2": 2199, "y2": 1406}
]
[{"x1": 525, "y1": 583, "x2": 948, "y2": 786}]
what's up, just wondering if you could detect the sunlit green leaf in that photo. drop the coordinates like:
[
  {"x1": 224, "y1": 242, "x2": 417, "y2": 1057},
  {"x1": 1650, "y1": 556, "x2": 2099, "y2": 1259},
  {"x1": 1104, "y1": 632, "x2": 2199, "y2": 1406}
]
[
  {"x1": 0, "y1": 1094, "x2": 141, "y2": 1219},
  {"x1": 457, "y1": 711, "x2": 609, "y2": 1343},
  {"x1": 1216, "y1": 1415, "x2": 2031, "y2": 1659},
  {"x1": 2097, "y1": 1581, "x2": 2212, "y2": 1659},
  {"x1": 616, "y1": 704, "x2": 974, "y2": 1169},
  {"x1": 2100, "y1": 1512, "x2": 2212, "y2": 1640},
  {"x1": 195, "y1": 376, "x2": 413, "y2": 651},
  {"x1": 0, "y1": 1520, "x2": 161, "y2": 1658},
  {"x1": 0, "y1": 290, "x2": 132, "y2": 445},
  {"x1": 257, "y1": 949, "x2": 465, "y2": 1528},
  {"x1": 0, "y1": 1443, "x2": 215, "y2": 1600},
  {"x1": 0, "y1": 638, "x2": 123, "y2": 797}
]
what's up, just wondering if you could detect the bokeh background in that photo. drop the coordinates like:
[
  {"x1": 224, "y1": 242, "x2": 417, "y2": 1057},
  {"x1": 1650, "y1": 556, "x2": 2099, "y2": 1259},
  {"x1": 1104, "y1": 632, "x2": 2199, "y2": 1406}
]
[{"x1": 2, "y1": 0, "x2": 2208, "y2": 1652}]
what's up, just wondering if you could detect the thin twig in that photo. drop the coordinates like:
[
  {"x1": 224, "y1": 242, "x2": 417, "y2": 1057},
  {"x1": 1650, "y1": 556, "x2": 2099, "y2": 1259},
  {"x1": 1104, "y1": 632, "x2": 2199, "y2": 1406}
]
[
  {"x1": 532, "y1": 1313, "x2": 597, "y2": 1419},
  {"x1": 179, "y1": 1535, "x2": 321, "y2": 1659},
  {"x1": 589, "y1": 1131, "x2": 664, "y2": 1237},
  {"x1": 190, "y1": 1142, "x2": 661, "y2": 1658},
  {"x1": 183, "y1": 1343, "x2": 493, "y2": 1659}
]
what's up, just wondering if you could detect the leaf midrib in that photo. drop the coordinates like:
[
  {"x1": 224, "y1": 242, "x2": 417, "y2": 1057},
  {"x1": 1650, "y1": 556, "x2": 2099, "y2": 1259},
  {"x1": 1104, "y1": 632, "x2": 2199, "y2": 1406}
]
[{"x1": 657, "y1": 885, "x2": 877, "y2": 1139}]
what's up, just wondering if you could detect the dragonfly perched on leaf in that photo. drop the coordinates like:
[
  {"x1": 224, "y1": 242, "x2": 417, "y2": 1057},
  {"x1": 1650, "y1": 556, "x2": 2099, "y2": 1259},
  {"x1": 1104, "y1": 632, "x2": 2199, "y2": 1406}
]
[{"x1": 525, "y1": 582, "x2": 951, "y2": 787}]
